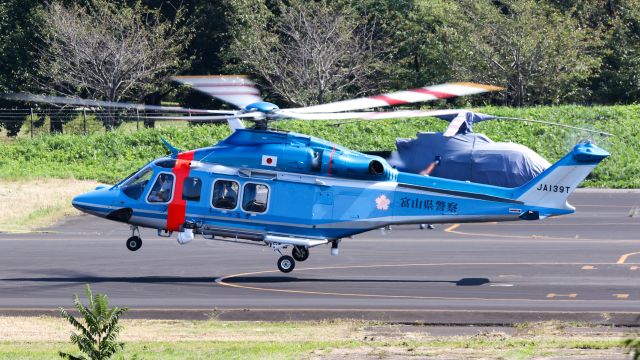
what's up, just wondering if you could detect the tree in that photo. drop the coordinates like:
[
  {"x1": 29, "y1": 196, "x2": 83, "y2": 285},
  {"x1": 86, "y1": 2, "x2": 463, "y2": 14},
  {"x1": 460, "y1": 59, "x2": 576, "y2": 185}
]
[
  {"x1": 592, "y1": 0, "x2": 640, "y2": 103},
  {"x1": 225, "y1": 0, "x2": 385, "y2": 106},
  {"x1": 450, "y1": 0, "x2": 602, "y2": 106},
  {"x1": 0, "y1": 0, "x2": 43, "y2": 136},
  {"x1": 36, "y1": 0, "x2": 192, "y2": 129},
  {"x1": 59, "y1": 285, "x2": 128, "y2": 360},
  {"x1": 350, "y1": 0, "x2": 462, "y2": 91}
]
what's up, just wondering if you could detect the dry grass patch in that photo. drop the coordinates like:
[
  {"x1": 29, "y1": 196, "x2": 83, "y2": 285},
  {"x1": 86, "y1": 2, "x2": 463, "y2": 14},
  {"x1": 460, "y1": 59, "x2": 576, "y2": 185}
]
[
  {"x1": 0, "y1": 317, "x2": 363, "y2": 342},
  {"x1": 0, "y1": 179, "x2": 100, "y2": 232}
]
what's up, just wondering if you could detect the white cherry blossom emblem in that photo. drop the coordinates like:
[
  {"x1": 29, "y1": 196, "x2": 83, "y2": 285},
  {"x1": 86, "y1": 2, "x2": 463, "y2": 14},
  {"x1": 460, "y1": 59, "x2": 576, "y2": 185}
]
[{"x1": 375, "y1": 194, "x2": 391, "y2": 211}]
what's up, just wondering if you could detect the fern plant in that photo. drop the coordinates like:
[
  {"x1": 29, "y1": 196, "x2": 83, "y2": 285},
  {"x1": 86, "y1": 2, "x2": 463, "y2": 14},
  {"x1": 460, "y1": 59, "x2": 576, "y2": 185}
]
[
  {"x1": 59, "y1": 285, "x2": 128, "y2": 360},
  {"x1": 624, "y1": 335, "x2": 640, "y2": 360}
]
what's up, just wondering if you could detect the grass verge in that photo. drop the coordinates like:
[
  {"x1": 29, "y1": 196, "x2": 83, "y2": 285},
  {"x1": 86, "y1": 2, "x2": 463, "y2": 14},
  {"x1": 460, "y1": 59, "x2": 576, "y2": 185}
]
[
  {"x1": 0, "y1": 317, "x2": 629, "y2": 359},
  {"x1": 0, "y1": 179, "x2": 100, "y2": 232}
]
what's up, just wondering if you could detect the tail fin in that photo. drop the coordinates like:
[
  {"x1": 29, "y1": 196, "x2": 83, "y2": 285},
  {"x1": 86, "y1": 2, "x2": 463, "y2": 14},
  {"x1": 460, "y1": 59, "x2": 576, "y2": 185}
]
[{"x1": 514, "y1": 142, "x2": 609, "y2": 210}]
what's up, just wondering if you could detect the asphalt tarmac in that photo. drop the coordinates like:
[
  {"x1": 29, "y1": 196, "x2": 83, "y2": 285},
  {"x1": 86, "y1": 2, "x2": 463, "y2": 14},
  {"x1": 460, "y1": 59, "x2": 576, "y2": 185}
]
[{"x1": 0, "y1": 190, "x2": 639, "y2": 324}]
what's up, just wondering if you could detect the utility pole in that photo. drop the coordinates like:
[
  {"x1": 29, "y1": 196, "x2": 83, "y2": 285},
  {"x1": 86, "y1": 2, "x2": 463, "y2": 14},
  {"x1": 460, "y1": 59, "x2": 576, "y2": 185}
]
[
  {"x1": 30, "y1": 108, "x2": 34, "y2": 138},
  {"x1": 82, "y1": 108, "x2": 87, "y2": 135}
]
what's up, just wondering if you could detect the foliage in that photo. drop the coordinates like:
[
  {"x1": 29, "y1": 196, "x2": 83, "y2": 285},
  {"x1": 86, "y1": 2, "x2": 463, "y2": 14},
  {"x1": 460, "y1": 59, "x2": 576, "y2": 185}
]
[
  {"x1": 0, "y1": 0, "x2": 43, "y2": 136},
  {"x1": 225, "y1": 0, "x2": 384, "y2": 106},
  {"x1": 59, "y1": 285, "x2": 128, "y2": 360},
  {"x1": 450, "y1": 0, "x2": 602, "y2": 105},
  {"x1": 1, "y1": 0, "x2": 640, "y2": 134},
  {"x1": 0, "y1": 105, "x2": 637, "y2": 188},
  {"x1": 35, "y1": 0, "x2": 193, "y2": 129},
  {"x1": 594, "y1": 0, "x2": 640, "y2": 103},
  {"x1": 623, "y1": 331, "x2": 640, "y2": 360}
]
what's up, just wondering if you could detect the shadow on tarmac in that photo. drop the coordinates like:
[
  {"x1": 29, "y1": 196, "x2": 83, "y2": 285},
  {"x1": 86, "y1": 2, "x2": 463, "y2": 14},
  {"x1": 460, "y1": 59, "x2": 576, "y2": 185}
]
[
  {"x1": 0, "y1": 276, "x2": 490, "y2": 286},
  {"x1": 0, "y1": 276, "x2": 217, "y2": 284},
  {"x1": 225, "y1": 276, "x2": 490, "y2": 286}
]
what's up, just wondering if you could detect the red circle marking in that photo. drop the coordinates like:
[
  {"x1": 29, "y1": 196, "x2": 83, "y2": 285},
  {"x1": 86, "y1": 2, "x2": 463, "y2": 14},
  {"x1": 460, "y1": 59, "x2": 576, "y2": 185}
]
[{"x1": 266, "y1": 158, "x2": 273, "y2": 164}]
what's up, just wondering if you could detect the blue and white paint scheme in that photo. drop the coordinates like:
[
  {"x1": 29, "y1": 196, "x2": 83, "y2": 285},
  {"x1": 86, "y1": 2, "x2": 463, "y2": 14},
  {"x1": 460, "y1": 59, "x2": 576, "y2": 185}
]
[{"x1": 72, "y1": 128, "x2": 609, "y2": 273}]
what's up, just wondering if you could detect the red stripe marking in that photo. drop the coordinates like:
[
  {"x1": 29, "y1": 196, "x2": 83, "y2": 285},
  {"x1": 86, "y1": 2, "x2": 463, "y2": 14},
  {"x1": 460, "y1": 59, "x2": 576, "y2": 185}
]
[
  {"x1": 166, "y1": 150, "x2": 195, "y2": 232},
  {"x1": 327, "y1": 145, "x2": 336, "y2": 177},
  {"x1": 410, "y1": 88, "x2": 456, "y2": 98},
  {"x1": 368, "y1": 95, "x2": 408, "y2": 106}
]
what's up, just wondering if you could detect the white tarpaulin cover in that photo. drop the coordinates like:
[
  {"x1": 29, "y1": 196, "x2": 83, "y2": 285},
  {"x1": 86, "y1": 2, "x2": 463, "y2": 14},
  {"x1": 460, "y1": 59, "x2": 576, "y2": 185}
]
[{"x1": 391, "y1": 132, "x2": 551, "y2": 188}]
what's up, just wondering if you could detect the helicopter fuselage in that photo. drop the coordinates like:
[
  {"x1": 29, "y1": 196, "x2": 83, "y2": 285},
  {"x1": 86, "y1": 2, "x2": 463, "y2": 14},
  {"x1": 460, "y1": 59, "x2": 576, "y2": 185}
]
[{"x1": 71, "y1": 128, "x2": 609, "y2": 272}]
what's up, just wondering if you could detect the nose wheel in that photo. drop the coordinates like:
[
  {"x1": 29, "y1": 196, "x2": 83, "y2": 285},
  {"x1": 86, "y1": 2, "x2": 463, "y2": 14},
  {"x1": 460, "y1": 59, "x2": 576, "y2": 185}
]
[
  {"x1": 126, "y1": 226, "x2": 142, "y2": 251},
  {"x1": 277, "y1": 255, "x2": 295, "y2": 273},
  {"x1": 126, "y1": 236, "x2": 142, "y2": 251}
]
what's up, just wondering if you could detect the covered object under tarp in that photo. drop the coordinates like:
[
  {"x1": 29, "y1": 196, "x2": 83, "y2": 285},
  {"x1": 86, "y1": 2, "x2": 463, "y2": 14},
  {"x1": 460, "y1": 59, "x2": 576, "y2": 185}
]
[{"x1": 391, "y1": 132, "x2": 551, "y2": 188}]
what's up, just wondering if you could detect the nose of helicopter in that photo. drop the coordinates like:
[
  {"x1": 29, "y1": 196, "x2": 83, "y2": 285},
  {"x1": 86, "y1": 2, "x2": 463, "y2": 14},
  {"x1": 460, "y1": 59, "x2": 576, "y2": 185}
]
[{"x1": 72, "y1": 186, "x2": 126, "y2": 220}]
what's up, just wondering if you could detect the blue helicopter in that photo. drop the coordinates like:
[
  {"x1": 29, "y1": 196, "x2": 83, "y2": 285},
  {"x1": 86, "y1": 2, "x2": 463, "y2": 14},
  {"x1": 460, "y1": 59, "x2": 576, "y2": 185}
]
[{"x1": 5, "y1": 77, "x2": 610, "y2": 273}]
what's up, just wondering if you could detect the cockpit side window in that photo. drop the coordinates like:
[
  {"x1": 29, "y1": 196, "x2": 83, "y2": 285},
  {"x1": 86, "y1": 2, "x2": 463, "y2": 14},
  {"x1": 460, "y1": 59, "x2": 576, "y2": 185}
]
[
  {"x1": 147, "y1": 173, "x2": 175, "y2": 203},
  {"x1": 212, "y1": 180, "x2": 239, "y2": 210},
  {"x1": 121, "y1": 167, "x2": 153, "y2": 200},
  {"x1": 242, "y1": 183, "x2": 269, "y2": 213}
]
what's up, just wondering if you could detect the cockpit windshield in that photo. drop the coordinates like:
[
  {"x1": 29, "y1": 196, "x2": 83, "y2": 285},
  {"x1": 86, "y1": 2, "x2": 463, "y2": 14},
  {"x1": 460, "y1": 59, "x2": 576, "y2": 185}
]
[{"x1": 120, "y1": 166, "x2": 153, "y2": 200}]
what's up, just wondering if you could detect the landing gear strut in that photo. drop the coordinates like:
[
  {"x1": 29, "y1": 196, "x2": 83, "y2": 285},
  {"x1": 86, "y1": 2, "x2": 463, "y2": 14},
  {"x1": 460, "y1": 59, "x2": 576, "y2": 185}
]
[
  {"x1": 269, "y1": 243, "x2": 301, "y2": 273},
  {"x1": 292, "y1": 245, "x2": 309, "y2": 262},
  {"x1": 126, "y1": 226, "x2": 142, "y2": 251}
]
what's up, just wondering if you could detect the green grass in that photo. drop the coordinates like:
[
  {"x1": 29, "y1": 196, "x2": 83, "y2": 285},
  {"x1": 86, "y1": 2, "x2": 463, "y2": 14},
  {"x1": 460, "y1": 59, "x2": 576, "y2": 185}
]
[
  {"x1": 0, "y1": 104, "x2": 638, "y2": 187},
  {"x1": 0, "y1": 338, "x2": 624, "y2": 359}
]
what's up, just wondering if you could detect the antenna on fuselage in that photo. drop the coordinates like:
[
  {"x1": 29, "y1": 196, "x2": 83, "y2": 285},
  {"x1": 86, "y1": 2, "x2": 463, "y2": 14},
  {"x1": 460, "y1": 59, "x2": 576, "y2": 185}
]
[{"x1": 160, "y1": 137, "x2": 180, "y2": 156}]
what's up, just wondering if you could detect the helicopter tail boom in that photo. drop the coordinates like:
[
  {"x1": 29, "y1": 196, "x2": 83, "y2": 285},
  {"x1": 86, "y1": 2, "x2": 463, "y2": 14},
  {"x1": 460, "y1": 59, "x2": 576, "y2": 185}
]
[{"x1": 514, "y1": 142, "x2": 609, "y2": 210}]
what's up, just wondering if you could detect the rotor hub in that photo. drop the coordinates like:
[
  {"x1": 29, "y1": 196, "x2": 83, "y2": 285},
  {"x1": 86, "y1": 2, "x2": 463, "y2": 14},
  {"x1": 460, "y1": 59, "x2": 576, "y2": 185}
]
[{"x1": 244, "y1": 102, "x2": 279, "y2": 113}]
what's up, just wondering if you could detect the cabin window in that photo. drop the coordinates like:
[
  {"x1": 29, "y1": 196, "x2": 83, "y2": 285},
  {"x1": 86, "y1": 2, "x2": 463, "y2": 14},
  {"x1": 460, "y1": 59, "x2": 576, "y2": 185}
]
[
  {"x1": 242, "y1": 183, "x2": 269, "y2": 213},
  {"x1": 147, "y1": 173, "x2": 175, "y2": 203},
  {"x1": 212, "y1": 180, "x2": 239, "y2": 210},
  {"x1": 182, "y1": 177, "x2": 202, "y2": 201},
  {"x1": 121, "y1": 167, "x2": 153, "y2": 200}
]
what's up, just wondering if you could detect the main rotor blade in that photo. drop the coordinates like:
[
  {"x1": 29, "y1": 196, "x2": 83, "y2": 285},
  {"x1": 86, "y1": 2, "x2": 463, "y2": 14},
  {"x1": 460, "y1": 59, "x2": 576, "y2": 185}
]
[
  {"x1": 145, "y1": 111, "x2": 264, "y2": 122},
  {"x1": 173, "y1": 75, "x2": 263, "y2": 110},
  {"x1": 495, "y1": 116, "x2": 614, "y2": 137},
  {"x1": 275, "y1": 109, "x2": 467, "y2": 120},
  {"x1": 287, "y1": 83, "x2": 503, "y2": 114},
  {"x1": 0, "y1": 92, "x2": 233, "y2": 114}
]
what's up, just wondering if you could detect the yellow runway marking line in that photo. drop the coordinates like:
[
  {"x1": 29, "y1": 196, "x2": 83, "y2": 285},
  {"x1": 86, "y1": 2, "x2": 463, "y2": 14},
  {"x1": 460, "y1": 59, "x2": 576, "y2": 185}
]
[
  {"x1": 613, "y1": 294, "x2": 630, "y2": 299},
  {"x1": 616, "y1": 252, "x2": 640, "y2": 264},
  {"x1": 215, "y1": 262, "x2": 637, "y2": 303},
  {"x1": 581, "y1": 265, "x2": 597, "y2": 270},
  {"x1": 441, "y1": 223, "x2": 625, "y2": 241},
  {"x1": 444, "y1": 224, "x2": 460, "y2": 232},
  {"x1": 546, "y1": 293, "x2": 577, "y2": 299}
]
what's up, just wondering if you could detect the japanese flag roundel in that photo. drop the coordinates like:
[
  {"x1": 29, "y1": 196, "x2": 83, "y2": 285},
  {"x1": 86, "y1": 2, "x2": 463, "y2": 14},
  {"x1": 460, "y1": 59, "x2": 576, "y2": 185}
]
[{"x1": 261, "y1": 155, "x2": 278, "y2": 167}]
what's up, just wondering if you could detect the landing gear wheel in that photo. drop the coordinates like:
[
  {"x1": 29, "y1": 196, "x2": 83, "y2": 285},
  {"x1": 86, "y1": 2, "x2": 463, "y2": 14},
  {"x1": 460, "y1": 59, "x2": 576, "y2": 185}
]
[
  {"x1": 292, "y1": 246, "x2": 309, "y2": 262},
  {"x1": 277, "y1": 255, "x2": 296, "y2": 273},
  {"x1": 126, "y1": 236, "x2": 142, "y2": 251}
]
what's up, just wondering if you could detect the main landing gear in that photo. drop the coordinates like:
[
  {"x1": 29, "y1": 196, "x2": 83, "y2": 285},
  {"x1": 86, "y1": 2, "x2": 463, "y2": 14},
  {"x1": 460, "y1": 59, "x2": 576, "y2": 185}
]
[
  {"x1": 271, "y1": 244, "x2": 312, "y2": 273},
  {"x1": 292, "y1": 245, "x2": 309, "y2": 261},
  {"x1": 126, "y1": 226, "x2": 142, "y2": 251}
]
